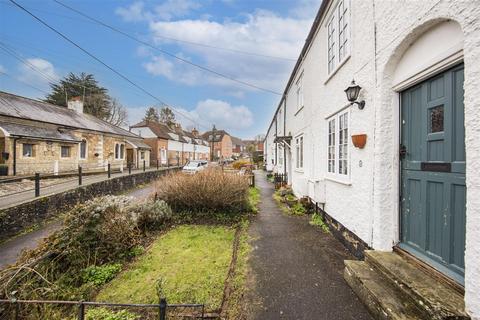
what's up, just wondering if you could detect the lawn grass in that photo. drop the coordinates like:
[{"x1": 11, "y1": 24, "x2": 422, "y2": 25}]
[
  {"x1": 96, "y1": 225, "x2": 235, "y2": 310},
  {"x1": 248, "y1": 187, "x2": 261, "y2": 213}
]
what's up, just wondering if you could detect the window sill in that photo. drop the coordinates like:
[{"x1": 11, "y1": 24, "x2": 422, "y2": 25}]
[
  {"x1": 294, "y1": 168, "x2": 304, "y2": 173},
  {"x1": 294, "y1": 106, "x2": 304, "y2": 116},
  {"x1": 325, "y1": 176, "x2": 352, "y2": 186},
  {"x1": 324, "y1": 55, "x2": 351, "y2": 85}
]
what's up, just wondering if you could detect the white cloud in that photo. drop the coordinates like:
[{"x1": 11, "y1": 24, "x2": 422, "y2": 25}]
[
  {"x1": 142, "y1": 9, "x2": 313, "y2": 93},
  {"x1": 18, "y1": 58, "x2": 59, "y2": 87},
  {"x1": 154, "y1": 0, "x2": 201, "y2": 21},
  {"x1": 0, "y1": 64, "x2": 6, "y2": 73},
  {"x1": 116, "y1": 0, "x2": 200, "y2": 22},
  {"x1": 126, "y1": 99, "x2": 254, "y2": 132},
  {"x1": 115, "y1": 2, "x2": 151, "y2": 22}
]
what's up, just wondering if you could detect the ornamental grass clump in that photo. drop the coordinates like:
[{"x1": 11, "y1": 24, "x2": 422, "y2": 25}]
[{"x1": 155, "y1": 169, "x2": 250, "y2": 216}]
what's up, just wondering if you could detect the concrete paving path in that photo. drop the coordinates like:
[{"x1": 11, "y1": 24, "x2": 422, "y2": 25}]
[
  {"x1": 247, "y1": 171, "x2": 372, "y2": 320},
  {"x1": 0, "y1": 183, "x2": 156, "y2": 269}
]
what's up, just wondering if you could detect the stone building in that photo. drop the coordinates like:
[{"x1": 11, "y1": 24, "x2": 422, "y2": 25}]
[
  {"x1": 129, "y1": 121, "x2": 210, "y2": 166},
  {"x1": 264, "y1": 0, "x2": 480, "y2": 318},
  {"x1": 0, "y1": 92, "x2": 149, "y2": 176},
  {"x1": 202, "y1": 129, "x2": 233, "y2": 161}
]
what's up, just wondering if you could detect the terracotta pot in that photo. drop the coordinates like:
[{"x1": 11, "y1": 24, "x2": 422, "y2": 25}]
[{"x1": 351, "y1": 134, "x2": 367, "y2": 149}]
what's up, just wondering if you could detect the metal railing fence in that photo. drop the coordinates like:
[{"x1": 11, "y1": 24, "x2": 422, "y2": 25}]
[{"x1": 0, "y1": 298, "x2": 205, "y2": 320}]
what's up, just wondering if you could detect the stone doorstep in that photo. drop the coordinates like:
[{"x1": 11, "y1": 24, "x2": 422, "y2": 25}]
[
  {"x1": 364, "y1": 250, "x2": 469, "y2": 320},
  {"x1": 344, "y1": 260, "x2": 427, "y2": 320}
]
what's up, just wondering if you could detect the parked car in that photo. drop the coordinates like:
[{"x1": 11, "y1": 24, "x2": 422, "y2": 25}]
[{"x1": 182, "y1": 160, "x2": 208, "y2": 174}]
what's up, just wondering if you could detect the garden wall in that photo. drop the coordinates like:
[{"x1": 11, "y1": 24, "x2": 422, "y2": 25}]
[{"x1": 0, "y1": 167, "x2": 179, "y2": 242}]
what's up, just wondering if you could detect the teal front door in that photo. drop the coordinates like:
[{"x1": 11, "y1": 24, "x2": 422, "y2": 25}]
[{"x1": 400, "y1": 64, "x2": 466, "y2": 284}]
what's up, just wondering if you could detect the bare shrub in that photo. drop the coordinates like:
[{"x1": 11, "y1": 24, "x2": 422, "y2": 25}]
[{"x1": 155, "y1": 169, "x2": 250, "y2": 215}]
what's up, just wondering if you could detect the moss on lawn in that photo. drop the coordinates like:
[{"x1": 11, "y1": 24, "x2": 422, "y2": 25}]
[{"x1": 96, "y1": 225, "x2": 235, "y2": 311}]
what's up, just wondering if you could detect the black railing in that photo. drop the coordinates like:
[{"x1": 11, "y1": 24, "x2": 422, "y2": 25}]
[
  {"x1": 274, "y1": 173, "x2": 287, "y2": 189},
  {"x1": 0, "y1": 298, "x2": 205, "y2": 320}
]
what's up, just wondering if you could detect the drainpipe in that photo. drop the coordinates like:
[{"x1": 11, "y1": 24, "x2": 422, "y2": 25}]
[
  {"x1": 283, "y1": 97, "x2": 287, "y2": 181},
  {"x1": 13, "y1": 137, "x2": 17, "y2": 176}
]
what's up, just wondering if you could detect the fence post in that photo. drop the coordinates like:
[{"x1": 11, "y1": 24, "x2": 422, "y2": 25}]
[
  {"x1": 128, "y1": 163, "x2": 132, "y2": 174},
  {"x1": 143, "y1": 160, "x2": 146, "y2": 172},
  {"x1": 34, "y1": 173, "x2": 40, "y2": 197},
  {"x1": 157, "y1": 159, "x2": 159, "y2": 170},
  {"x1": 315, "y1": 202, "x2": 318, "y2": 214},
  {"x1": 77, "y1": 301, "x2": 85, "y2": 320},
  {"x1": 251, "y1": 174, "x2": 255, "y2": 188},
  {"x1": 78, "y1": 166, "x2": 82, "y2": 186},
  {"x1": 159, "y1": 297, "x2": 167, "y2": 320},
  {"x1": 108, "y1": 163, "x2": 111, "y2": 179},
  {"x1": 13, "y1": 299, "x2": 19, "y2": 320}
]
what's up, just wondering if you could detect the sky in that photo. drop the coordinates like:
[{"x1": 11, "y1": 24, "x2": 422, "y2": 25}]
[{"x1": 0, "y1": 0, "x2": 321, "y2": 139}]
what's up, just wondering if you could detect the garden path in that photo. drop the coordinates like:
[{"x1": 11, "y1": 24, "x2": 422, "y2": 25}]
[
  {"x1": 246, "y1": 171, "x2": 372, "y2": 320},
  {"x1": 0, "y1": 183, "x2": 155, "y2": 269}
]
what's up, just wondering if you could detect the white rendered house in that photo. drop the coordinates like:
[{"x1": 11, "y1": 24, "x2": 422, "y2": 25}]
[{"x1": 264, "y1": 0, "x2": 480, "y2": 318}]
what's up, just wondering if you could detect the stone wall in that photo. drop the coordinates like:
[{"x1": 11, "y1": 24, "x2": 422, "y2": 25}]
[{"x1": 0, "y1": 167, "x2": 179, "y2": 243}]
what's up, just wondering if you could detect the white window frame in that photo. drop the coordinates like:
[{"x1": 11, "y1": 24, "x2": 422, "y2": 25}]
[
  {"x1": 296, "y1": 72, "x2": 304, "y2": 112},
  {"x1": 327, "y1": 0, "x2": 350, "y2": 76},
  {"x1": 326, "y1": 109, "x2": 350, "y2": 181},
  {"x1": 295, "y1": 135, "x2": 304, "y2": 170},
  {"x1": 79, "y1": 139, "x2": 87, "y2": 160},
  {"x1": 114, "y1": 143, "x2": 125, "y2": 160}
]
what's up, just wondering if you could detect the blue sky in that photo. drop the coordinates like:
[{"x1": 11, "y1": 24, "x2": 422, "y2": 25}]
[{"x1": 0, "y1": 0, "x2": 320, "y2": 138}]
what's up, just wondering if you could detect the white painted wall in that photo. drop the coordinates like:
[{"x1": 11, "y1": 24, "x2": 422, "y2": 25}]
[{"x1": 264, "y1": 0, "x2": 480, "y2": 317}]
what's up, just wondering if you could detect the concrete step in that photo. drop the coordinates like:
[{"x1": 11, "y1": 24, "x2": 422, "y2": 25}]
[
  {"x1": 364, "y1": 250, "x2": 469, "y2": 320},
  {"x1": 344, "y1": 260, "x2": 428, "y2": 320}
]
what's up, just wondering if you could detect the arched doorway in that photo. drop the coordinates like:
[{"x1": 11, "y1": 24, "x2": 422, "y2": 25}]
[{"x1": 391, "y1": 20, "x2": 465, "y2": 284}]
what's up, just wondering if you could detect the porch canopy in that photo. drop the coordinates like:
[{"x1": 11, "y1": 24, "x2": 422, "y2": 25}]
[
  {"x1": 274, "y1": 135, "x2": 292, "y2": 148},
  {"x1": 126, "y1": 139, "x2": 151, "y2": 150}
]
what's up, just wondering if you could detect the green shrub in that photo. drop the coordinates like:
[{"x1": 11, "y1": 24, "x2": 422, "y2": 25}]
[
  {"x1": 82, "y1": 264, "x2": 122, "y2": 286},
  {"x1": 310, "y1": 213, "x2": 330, "y2": 233},
  {"x1": 291, "y1": 203, "x2": 306, "y2": 216},
  {"x1": 86, "y1": 308, "x2": 139, "y2": 320},
  {"x1": 155, "y1": 169, "x2": 250, "y2": 216},
  {"x1": 232, "y1": 159, "x2": 250, "y2": 170},
  {"x1": 129, "y1": 199, "x2": 173, "y2": 231},
  {"x1": 0, "y1": 195, "x2": 173, "y2": 318}
]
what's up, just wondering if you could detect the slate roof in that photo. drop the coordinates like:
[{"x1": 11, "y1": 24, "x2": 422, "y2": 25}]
[
  {"x1": 231, "y1": 136, "x2": 245, "y2": 146},
  {"x1": 130, "y1": 120, "x2": 209, "y2": 145},
  {"x1": 130, "y1": 120, "x2": 172, "y2": 140},
  {"x1": 202, "y1": 129, "x2": 230, "y2": 142},
  {"x1": 0, "y1": 91, "x2": 138, "y2": 138},
  {"x1": 0, "y1": 121, "x2": 80, "y2": 142}
]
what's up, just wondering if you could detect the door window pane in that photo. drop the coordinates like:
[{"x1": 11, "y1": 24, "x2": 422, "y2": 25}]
[{"x1": 430, "y1": 105, "x2": 444, "y2": 133}]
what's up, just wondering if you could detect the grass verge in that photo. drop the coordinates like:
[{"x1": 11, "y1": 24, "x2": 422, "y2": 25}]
[
  {"x1": 247, "y1": 187, "x2": 261, "y2": 213},
  {"x1": 96, "y1": 225, "x2": 235, "y2": 311}
]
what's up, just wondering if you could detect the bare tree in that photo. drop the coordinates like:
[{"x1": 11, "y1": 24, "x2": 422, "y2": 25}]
[{"x1": 106, "y1": 98, "x2": 128, "y2": 127}]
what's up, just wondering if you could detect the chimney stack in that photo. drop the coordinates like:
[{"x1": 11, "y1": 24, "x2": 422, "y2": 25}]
[
  {"x1": 191, "y1": 127, "x2": 199, "y2": 137},
  {"x1": 67, "y1": 96, "x2": 84, "y2": 114}
]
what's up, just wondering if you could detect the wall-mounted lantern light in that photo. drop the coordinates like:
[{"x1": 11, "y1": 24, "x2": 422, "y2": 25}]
[{"x1": 344, "y1": 80, "x2": 365, "y2": 110}]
